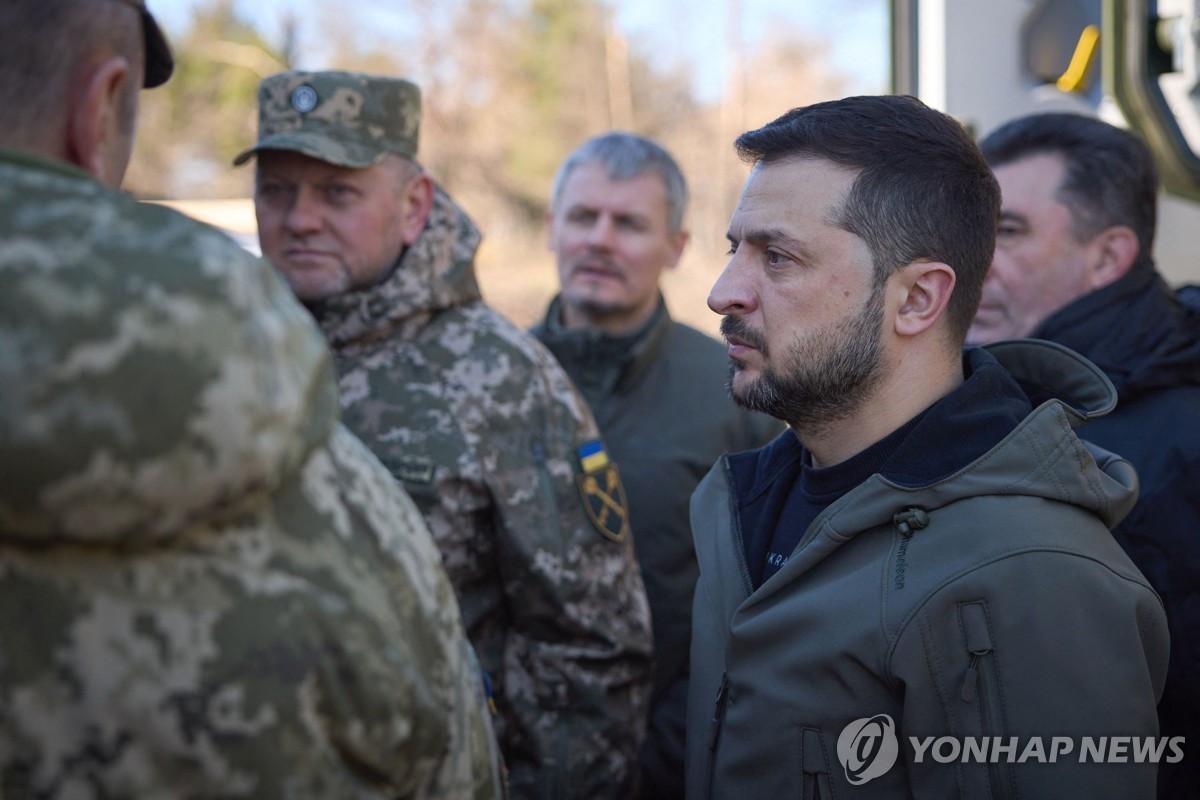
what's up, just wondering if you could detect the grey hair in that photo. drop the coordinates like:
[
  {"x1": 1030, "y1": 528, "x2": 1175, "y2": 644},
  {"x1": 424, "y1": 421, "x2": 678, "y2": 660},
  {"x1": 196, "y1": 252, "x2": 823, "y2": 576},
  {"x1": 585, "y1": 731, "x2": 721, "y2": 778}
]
[{"x1": 551, "y1": 131, "x2": 689, "y2": 234}]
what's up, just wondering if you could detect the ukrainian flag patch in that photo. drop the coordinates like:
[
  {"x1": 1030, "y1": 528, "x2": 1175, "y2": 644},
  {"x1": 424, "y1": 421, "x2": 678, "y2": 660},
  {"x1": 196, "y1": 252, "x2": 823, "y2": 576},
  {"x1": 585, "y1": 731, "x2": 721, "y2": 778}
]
[{"x1": 578, "y1": 439, "x2": 610, "y2": 473}]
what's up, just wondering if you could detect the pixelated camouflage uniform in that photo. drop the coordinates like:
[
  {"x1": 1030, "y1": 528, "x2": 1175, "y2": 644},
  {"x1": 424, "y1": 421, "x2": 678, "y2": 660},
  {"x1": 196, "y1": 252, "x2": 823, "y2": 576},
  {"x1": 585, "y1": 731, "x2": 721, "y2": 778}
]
[
  {"x1": 306, "y1": 183, "x2": 655, "y2": 799},
  {"x1": 0, "y1": 147, "x2": 503, "y2": 799}
]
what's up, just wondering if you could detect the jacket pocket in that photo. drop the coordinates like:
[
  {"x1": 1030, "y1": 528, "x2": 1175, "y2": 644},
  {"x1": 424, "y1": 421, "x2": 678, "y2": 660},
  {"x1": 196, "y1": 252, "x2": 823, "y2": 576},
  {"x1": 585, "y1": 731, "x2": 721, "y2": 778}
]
[
  {"x1": 705, "y1": 672, "x2": 730, "y2": 800},
  {"x1": 800, "y1": 727, "x2": 835, "y2": 800},
  {"x1": 958, "y1": 601, "x2": 1014, "y2": 800}
]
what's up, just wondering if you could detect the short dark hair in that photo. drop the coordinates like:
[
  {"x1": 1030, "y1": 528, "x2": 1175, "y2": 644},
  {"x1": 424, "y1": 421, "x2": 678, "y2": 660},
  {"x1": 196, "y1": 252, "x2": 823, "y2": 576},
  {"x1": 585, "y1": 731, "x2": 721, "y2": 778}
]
[
  {"x1": 980, "y1": 113, "x2": 1158, "y2": 272},
  {"x1": 734, "y1": 95, "x2": 1000, "y2": 345},
  {"x1": 0, "y1": 0, "x2": 144, "y2": 147}
]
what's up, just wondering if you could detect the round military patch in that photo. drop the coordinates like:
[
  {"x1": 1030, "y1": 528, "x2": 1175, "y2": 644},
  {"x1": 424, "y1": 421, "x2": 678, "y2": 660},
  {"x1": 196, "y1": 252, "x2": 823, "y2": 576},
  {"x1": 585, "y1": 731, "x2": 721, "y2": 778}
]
[
  {"x1": 577, "y1": 463, "x2": 631, "y2": 543},
  {"x1": 290, "y1": 84, "x2": 319, "y2": 113}
]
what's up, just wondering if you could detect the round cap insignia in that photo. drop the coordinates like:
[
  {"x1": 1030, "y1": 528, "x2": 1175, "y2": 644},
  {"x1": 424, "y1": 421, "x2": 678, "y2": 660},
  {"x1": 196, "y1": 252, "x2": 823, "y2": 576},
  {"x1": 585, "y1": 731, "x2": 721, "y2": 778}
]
[{"x1": 290, "y1": 85, "x2": 319, "y2": 113}]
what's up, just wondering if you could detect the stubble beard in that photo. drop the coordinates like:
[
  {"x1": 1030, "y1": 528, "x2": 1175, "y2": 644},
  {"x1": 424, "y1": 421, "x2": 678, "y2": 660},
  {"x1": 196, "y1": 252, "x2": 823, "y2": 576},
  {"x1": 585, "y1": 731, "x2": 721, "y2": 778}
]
[
  {"x1": 724, "y1": 283, "x2": 888, "y2": 432},
  {"x1": 562, "y1": 266, "x2": 643, "y2": 329},
  {"x1": 566, "y1": 291, "x2": 630, "y2": 320}
]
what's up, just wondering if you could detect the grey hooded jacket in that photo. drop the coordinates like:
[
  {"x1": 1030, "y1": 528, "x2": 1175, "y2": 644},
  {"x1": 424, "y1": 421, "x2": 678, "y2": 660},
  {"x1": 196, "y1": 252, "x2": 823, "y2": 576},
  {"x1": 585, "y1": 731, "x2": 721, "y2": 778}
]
[{"x1": 687, "y1": 340, "x2": 1169, "y2": 799}]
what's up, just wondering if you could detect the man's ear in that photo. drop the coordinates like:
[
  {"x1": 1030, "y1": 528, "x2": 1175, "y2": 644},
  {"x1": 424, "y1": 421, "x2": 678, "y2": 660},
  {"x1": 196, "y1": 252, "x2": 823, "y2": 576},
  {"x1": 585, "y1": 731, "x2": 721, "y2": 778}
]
[
  {"x1": 1086, "y1": 225, "x2": 1139, "y2": 291},
  {"x1": 893, "y1": 261, "x2": 956, "y2": 339},
  {"x1": 665, "y1": 229, "x2": 690, "y2": 271},
  {"x1": 67, "y1": 55, "x2": 132, "y2": 185},
  {"x1": 399, "y1": 172, "x2": 435, "y2": 245}
]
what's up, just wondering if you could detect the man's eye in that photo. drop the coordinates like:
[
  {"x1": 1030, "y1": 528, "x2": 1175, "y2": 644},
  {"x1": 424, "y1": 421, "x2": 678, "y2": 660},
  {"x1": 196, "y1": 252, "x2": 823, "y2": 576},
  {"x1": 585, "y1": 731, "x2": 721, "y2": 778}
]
[
  {"x1": 766, "y1": 250, "x2": 786, "y2": 265},
  {"x1": 257, "y1": 183, "x2": 291, "y2": 202}
]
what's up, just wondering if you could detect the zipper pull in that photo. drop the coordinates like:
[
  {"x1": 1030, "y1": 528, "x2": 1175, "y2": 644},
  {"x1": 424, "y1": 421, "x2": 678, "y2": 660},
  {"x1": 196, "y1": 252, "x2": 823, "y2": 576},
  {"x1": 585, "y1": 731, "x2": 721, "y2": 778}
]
[
  {"x1": 960, "y1": 602, "x2": 994, "y2": 703},
  {"x1": 709, "y1": 673, "x2": 730, "y2": 752},
  {"x1": 961, "y1": 652, "x2": 982, "y2": 702}
]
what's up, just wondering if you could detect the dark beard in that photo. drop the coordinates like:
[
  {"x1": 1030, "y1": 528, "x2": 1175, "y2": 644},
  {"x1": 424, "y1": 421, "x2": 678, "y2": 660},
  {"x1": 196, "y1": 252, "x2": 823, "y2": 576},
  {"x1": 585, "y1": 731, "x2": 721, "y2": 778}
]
[{"x1": 722, "y1": 283, "x2": 886, "y2": 430}]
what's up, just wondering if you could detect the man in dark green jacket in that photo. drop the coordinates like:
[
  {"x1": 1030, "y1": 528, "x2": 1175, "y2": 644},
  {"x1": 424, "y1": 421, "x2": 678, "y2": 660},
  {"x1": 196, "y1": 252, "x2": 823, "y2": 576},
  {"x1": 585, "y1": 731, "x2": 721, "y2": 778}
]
[
  {"x1": 534, "y1": 132, "x2": 781, "y2": 799},
  {"x1": 691, "y1": 95, "x2": 1168, "y2": 799}
]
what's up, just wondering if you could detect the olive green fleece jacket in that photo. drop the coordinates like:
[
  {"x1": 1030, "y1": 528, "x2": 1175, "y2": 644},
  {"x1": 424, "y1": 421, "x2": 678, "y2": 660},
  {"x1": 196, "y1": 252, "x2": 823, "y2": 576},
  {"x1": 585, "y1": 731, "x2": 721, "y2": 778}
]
[{"x1": 688, "y1": 340, "x2": 1169, "y2": 799}]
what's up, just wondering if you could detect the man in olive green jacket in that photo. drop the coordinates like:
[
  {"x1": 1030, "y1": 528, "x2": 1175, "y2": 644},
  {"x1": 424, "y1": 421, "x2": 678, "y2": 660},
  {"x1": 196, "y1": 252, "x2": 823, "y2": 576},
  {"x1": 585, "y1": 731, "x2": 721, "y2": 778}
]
[{"x1": 690, "y1": 95, "x2": 1167, "y2": 799}]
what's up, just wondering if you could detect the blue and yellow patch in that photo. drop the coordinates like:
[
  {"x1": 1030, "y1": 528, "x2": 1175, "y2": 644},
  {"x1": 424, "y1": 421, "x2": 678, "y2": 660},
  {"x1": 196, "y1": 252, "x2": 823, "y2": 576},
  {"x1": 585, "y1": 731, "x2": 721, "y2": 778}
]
[
  {"x1": 578, "y1": 439, "x2": 610, "y2": 472},
  {"x1": 576, "y1": 439, "x2": 629, "y2": 543}
]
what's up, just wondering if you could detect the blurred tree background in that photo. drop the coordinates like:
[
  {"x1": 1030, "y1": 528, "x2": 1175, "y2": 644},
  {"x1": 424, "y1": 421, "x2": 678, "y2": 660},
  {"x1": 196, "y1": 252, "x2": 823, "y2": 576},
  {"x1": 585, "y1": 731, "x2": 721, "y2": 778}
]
[{"x1": 129, "y1": 0, "x2": 872, "y2": 334}]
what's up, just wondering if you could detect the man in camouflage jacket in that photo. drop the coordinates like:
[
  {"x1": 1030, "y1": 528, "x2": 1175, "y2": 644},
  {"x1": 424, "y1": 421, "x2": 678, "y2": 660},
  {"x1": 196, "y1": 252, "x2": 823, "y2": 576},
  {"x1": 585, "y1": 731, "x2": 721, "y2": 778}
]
[
  {"x1": 241, "y1": 70, "x2": 655, "y2": 799},
  {"x1": 0, "y1": 3, "x2": 501, "y2": 798}
]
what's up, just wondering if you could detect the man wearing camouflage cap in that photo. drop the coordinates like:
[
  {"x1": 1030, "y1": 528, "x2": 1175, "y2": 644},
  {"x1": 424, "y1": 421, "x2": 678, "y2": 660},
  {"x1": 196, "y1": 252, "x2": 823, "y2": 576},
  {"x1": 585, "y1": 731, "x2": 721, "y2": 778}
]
[
  {"x1": 0, "y1": 3, "x2": 502, "y2": 797},
  {"x1": 240, "y1": 69, "x2": 655, "y2": 799}
]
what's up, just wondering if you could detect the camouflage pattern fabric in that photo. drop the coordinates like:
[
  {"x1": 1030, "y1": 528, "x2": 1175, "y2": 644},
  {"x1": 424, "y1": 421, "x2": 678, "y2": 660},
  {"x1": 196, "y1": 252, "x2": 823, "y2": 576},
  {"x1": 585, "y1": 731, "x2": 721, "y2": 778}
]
[
  {"x1": 308, "y1": 183, "x2": 654, "y2": 799},
  {"x1": 0, "y1": 148, "x2": 503, "y2": 799},
  {"x1": 234, "y1": 70, "x2": 421, "y2": 168}
]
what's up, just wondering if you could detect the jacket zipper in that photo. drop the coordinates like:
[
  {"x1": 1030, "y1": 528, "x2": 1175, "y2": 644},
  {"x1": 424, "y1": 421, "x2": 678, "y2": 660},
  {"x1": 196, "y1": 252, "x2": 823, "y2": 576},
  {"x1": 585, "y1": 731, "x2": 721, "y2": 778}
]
[
  {"x1": 802, "y1": 727, "x2": 833, "y2": 800},
  {"x1": 722, "y1": 459, "x2": 756, "y2": 598},
  {"x1": 706, "y1": 672, "x2": 730, "y2": 800},
  {"x1": 960, "y1": 601, "x2": 1013, "y2": 800}
]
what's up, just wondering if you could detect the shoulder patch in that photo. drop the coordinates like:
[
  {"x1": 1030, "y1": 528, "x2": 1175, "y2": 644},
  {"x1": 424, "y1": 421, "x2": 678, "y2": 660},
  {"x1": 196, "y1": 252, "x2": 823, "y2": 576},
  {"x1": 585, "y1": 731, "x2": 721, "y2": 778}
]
[{"x1": 576, "y1": 440, "x2": 630, "y2": 543}]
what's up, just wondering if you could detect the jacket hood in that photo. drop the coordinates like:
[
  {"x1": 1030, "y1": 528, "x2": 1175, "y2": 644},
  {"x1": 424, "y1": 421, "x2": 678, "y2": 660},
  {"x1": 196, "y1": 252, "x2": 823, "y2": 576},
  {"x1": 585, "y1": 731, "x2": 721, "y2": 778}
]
[
  {"x1": 869, "y1": 339, "x2": 1135, "y2": 531},
  {"x1": 310, "y1": 183, "x2": 483, "y2": 348},
  {"x1": 0, "y1": 150, "x2": 338, "y2": 545},
  {"x1": 1033, "y1": 266, "x2": 1200, "y2": 399},
  {"x1": 728, "y1": 339, "x2": 1136, "y2": 543}
]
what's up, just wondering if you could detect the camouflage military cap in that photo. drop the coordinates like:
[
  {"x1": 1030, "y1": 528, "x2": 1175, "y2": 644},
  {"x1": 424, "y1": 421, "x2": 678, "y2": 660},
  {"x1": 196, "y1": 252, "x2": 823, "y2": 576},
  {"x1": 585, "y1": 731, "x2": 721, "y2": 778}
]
[
  {"x1": 111, "y1": 0, "x2": 174, "y2": 87},
  {"x1": 233, "y1": 70, "x2": 421, "y2": 168}
]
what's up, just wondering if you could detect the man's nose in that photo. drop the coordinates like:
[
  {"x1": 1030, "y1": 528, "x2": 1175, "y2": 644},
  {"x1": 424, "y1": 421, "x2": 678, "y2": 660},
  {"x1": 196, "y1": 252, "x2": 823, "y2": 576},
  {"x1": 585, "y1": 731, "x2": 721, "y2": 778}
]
[
  {"x1": 283, "y1": 188, "x2": 322, "y2": 235},
  {"x1": 586, "y1": 216, "x2": 616, "y2": 249},
  {"x1": 708, "y1": 251, "x2": 758, "y2": 316}
]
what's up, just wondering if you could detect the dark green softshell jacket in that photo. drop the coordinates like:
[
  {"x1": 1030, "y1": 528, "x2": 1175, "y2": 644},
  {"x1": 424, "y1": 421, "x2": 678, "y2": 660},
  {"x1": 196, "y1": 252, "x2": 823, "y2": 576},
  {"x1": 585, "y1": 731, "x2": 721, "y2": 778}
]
[{"x1": 687, "y1": 339, "x2": 1170, "y2": 799}]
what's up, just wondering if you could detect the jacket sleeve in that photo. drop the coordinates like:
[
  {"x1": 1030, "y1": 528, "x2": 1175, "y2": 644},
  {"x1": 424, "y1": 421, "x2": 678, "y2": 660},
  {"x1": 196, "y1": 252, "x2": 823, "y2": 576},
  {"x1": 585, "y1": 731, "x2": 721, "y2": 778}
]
[
  {"x1": 891, "y1": 548, "x2": 1169, "y2": 800},
  {"x1": 318, "y1": 427, "x2": 506, "y2": 800},
  {"x1": 485, "y1": 361, "x2": 654, "y2": 800}
]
